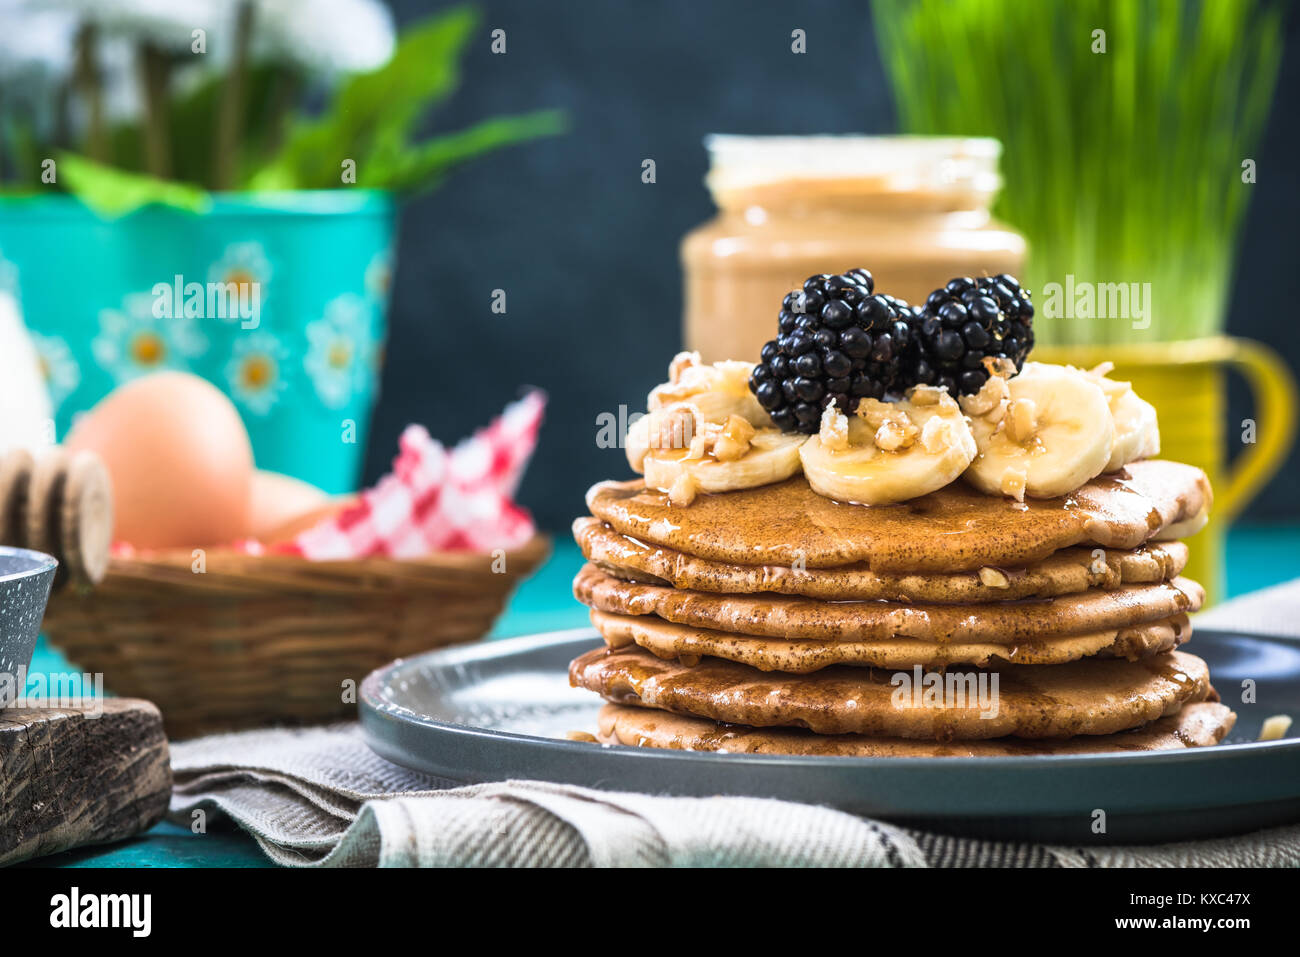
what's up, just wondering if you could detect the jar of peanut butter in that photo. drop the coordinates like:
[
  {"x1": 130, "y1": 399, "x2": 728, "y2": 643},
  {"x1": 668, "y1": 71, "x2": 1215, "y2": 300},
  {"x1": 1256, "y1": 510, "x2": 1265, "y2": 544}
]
[{"x1": 682, "y1": 135, "x2": 1027, "y2": 363}]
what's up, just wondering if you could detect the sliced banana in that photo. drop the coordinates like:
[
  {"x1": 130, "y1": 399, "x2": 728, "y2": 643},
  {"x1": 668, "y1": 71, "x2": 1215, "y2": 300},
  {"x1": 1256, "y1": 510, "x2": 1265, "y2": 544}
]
[
  {"x1": 963, "y1": 362, "x2": 1115, "y2": 500},
  {"x1": 1082, "y1": 362, "x2": 1161, "y2": 472},
  {"x1": 642, "y1": 426, "x2": 806, "y2": 504},
  {"x1": 628, "y1": 353, "x2": 800, "y2": 504},
  {"x1": 648, "y1": 352, "x2": 767, "y2": 425},
  {"x1": 799, "y1": 387, "x2": 976, "y2": 505}
]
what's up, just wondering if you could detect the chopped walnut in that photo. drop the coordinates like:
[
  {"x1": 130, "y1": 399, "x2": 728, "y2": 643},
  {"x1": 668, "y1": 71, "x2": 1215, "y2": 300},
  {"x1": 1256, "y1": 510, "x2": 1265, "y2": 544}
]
[
  {"x1": 668, "y1": 350, "x2": 701, "y2": 383},
  {"x1": 713, "y1": 414, "x2": 756, "y2": 462},
  {"x1": 919, "y1": 414, "x2": 957, "y2": 454},
  {"x1": 874, "y1": 418, "x2": 917, "y2": 452},
  {"x1": 999, "y1": 466, "x2": 1028, "y2": 502},
  {"x1": 854, "y1": 398, "x2": 892, "y2": 428},
  {"x1": 959, "y1": 375, "x2": 1010, "y2": 417},
  {"x1": 909, "y1": 385, "x2": 944, "y2": 406},
  {"x1": 978, "y1": 567, "x2": 1010, "y2": 588},
  {"x1": 819, "y1": 404, "x2": 850, "y2": 451},
  {"x1": 1259, "y1": 715, "x2": 1293, "y2": 741},
  {"x1": 678, "y1": 654, "x2": 702, "y2": 667},
  {"x1": 982, "y1": 355, "x2": 1018, "y2": 379},
  {"x1": 1005, "y1": 397, "x2": 1039, "y2": 444},
  {"x1": 645, "y1": 406, "x2": 699, "y2": 452},
  {"x1": 668, "y1": 471, "x2": 698, "y2": 506}
]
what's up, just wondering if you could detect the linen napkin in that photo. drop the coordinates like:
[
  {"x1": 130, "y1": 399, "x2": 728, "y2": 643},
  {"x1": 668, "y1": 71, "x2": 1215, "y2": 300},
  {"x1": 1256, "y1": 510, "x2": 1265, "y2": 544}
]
[{"x1": 167, "y1": 579, "x2": 1300, "y2": 867}]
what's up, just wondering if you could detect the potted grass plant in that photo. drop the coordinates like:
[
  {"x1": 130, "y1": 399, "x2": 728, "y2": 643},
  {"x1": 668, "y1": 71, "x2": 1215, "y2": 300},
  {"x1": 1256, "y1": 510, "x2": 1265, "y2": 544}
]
[
  {"x1": 0, "y1": 0, "x2": 563, "y2": 494},
  {"x1": 873, "y1": 0, "x2": 1296, "y2": 599}
]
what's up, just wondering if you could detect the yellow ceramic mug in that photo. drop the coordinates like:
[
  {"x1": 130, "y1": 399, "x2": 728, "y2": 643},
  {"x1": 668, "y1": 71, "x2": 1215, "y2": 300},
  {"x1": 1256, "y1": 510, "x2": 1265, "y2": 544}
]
[{"x1": 1035, "y1": 338, "x2": 1297, "y2": 605}]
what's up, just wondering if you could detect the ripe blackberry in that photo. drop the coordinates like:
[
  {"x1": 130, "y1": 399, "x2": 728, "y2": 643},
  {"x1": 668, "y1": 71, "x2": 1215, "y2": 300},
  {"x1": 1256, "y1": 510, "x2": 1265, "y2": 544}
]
[
  {"x1": 909, "y1": 274, "x2": 1034, "y2": 395},
  {"x1": 750, "y1": 269, "x2": 914, "y2": 433}
]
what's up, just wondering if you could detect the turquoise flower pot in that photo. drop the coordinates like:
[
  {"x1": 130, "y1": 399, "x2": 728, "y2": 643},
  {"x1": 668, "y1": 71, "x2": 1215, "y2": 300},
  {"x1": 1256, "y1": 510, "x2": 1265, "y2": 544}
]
[{"x1": 0, "y1": 190, "x2": 396, "y2": 495}]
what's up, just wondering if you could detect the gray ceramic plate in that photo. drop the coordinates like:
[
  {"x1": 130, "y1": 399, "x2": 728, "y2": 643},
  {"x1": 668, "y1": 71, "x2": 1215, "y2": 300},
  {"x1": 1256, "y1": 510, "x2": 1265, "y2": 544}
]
[{"x1": 360, "y1": 627, "x2": 1300, "y2": 844}]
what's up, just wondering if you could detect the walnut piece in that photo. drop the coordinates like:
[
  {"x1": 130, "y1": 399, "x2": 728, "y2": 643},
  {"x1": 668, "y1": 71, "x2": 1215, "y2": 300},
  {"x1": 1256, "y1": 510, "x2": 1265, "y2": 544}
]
[
  {"x1": 668, "y1": 471, "x2": 698, "y2": 506},
  {"x1": 1006, "y1": 397, "x2": 1039, "y2": 444},
  {"x1": 999, "y1": 466, "x2": 1027, "y2": 502},
  {"x1": 978, "y1": 567, "x2": 1010, "y2": 588},
  {"x1": 819, "y1": 404, "x2": 850, "y2": 451}
]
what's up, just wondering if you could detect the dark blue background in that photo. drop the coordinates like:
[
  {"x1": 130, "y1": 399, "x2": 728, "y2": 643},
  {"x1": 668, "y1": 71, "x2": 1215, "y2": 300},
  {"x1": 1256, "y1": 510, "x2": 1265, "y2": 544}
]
[{"x1": 370, "y1": 0, "x2": 1299, "y2": 532}]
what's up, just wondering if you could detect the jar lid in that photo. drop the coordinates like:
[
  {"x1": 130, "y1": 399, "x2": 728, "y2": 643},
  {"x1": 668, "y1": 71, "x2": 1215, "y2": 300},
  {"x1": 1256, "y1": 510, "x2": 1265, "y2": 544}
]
[{"x1": 705, "y1": 135, "x2": 1002, "y2": 201}]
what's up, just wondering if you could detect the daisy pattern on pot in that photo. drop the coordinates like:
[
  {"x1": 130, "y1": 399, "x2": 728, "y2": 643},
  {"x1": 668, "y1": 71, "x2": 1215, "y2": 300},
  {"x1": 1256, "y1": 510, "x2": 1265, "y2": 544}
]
[
  {"x1": 0, "y1": 249, "x2": 18, "y2": 296},
  {"x1": 28, "y1": 332, "x2": 81, "y2": 411},
  {"x1": 304, "y1": 293, "x2": 374, "y2": 409},
  {"x1": 365, "y1": 248, "x2": 393, "y2": 303},
  {"x1": 208, "y1": 241, "x2": 271, "y2": 316},
  {"x1": 93, "y1": 292, "x2": 208, "y2": 382},
  {"x1": 225, "y1": 331, "x2": 288, "y2": 416}
]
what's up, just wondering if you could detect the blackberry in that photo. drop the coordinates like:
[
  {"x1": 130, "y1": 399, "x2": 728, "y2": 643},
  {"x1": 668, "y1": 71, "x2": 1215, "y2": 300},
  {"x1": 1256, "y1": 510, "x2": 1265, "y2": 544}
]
[
  {"x1": 908, "y1": 274, "x2": 1034, "y2": 395},
  {"x1": 750, "y1": 269, "x2": 914, "y2": 433}
]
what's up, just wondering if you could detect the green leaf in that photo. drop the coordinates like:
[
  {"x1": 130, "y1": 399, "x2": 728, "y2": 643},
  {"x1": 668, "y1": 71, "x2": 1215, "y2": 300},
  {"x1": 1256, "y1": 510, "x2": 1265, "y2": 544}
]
[
  {"x1": 57, "y1": 152, "x2": 210, "y2": 217},
  {"x1": 248, "y1": 4, "x2": 479, "y2": 191},
  {"x1": 360, "y1": 110, "x2": 567, "y2": 193}
]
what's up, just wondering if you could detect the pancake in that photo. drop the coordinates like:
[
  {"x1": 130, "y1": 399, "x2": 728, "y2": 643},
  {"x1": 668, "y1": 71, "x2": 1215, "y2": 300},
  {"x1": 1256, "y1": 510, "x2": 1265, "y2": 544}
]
[
  {"x1": 568, "y1": 645, "x2": 1214, "y2": 739},
  {"x1": 590, "y1": 608, "x2": 1192, "y2": 670},
  {"x1": 586, "y1": 459, "x2": 1210, "y2": 573},
  {"x1": 596, "y1": 702, "x2": 1237, "y2": 756},
  {"x1": 574, "y1": 517, "x2": 1189, "y2": 603},
  {"x1": 574, "y1": 564, "x2": 1204, "y2": 644}
]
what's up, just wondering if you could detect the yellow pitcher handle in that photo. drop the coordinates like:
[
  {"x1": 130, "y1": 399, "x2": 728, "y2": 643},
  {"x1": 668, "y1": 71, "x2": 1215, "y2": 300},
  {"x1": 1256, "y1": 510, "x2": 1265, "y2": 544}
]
[{"x1": 1217, "y1": 337, "x2": 1298, "y2": 522}]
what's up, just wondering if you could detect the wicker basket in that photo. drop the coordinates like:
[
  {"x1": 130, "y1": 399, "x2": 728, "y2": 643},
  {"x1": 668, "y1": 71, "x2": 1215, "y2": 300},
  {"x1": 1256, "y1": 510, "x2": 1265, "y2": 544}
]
[{"x1": 41, "y1": 537, "x2": 550, "y2": 738}]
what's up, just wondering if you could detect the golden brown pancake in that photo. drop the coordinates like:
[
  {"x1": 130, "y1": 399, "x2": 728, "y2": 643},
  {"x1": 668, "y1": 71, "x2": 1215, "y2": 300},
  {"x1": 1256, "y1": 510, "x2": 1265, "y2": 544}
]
[
  {"x1": 574, "y1": 517, "x2": 1190, "y2": 603},
  {"x1": 574, "y1": 564, "x2": 1204, "y2": 644},
  {"x1": 586, "y1": 460, "x2": 1210, "y2": 573},
  {"x1": 569, "y1": 645, "x2": 1213, "y2": 739},
  {"x1": 590, "y1": 608, "x2": 1192, "y2": 670},
  {"x1": 596, "y1": 702, "x2": 1236, "y2": 756}
]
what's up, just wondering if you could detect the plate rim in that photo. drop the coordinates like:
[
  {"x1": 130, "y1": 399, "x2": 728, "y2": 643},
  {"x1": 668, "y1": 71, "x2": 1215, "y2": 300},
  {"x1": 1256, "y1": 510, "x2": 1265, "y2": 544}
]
[{"x1": 359, "y1": 626, "x2": 1300, "y2": 773}]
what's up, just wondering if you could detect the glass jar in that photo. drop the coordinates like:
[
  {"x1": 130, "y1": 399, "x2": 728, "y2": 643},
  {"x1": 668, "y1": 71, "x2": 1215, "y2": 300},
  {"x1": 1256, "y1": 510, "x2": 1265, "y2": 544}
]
[{"x1": 681, "y1": 135, "x2": 1027, "y2": 362}]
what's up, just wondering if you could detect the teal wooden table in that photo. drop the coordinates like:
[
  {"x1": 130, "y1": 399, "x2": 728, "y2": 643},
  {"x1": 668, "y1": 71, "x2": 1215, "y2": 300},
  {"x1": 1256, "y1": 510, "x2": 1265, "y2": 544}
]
[{"x1": 18, "y1": 527, "x2": 1300, "y2": 868}]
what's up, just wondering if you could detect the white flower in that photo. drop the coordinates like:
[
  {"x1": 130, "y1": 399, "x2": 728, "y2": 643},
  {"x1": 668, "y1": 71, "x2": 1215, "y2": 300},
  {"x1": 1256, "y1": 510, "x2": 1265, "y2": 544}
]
[
  {"x1": 38, "y1": 0, "x2": 223, "y2": 50},
  {"x1": 28, "y1": 332, "x2": 81, "y2": 411},
  {"x1": 0, "y1": 250, "x2": 18, "y2": 297},
  {"x1": 364, "y1": 248, "x2": 393, "y2": 302},
  {"x1": 246, "y1": 0, "x2": 395, "y2": 74},
  {"x1": 225, "y1": 331, "x2": 287, "y2": 415},
  {"x1": 0, "y1": 2, "x2": 75, "y2": 83},
  {"x1": 304, "y1": 293, "x2": 374, "y2": 409},
  {"x1": 93, "y1": 292, "x2": 208, "y2": 383},
  {"x1": 208, "y1": 241, "x2": 271, "y2": 317}
]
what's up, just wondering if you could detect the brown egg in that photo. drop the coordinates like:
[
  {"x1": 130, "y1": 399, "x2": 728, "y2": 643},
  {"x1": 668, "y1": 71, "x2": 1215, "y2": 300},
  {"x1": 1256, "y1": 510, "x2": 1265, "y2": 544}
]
[
  {"x1": 66, "y1": 372, "x2": 254, "y2": 548},
  {"x1": 249, "y1": 469, "x2": 331, "y2": 542}
]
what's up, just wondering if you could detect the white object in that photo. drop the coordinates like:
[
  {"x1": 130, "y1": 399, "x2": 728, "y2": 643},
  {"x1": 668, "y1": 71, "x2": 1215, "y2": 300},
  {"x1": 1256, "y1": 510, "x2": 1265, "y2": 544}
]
[{"x1": 0, "y1": 290, "x2": 55, "y2": 453}]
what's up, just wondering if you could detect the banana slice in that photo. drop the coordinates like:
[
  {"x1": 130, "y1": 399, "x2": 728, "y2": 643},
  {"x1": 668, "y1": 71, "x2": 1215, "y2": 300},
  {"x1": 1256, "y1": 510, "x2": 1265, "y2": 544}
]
[
  {"x1": 799, "y1": 387, "x2": 976, "y2": 505},
  {"x1": 963, "y1": 362, "x2": 1115, "y2": 500},
  {"x1": 647, "y1": 352, "x2": 768, "y2": 425},
  {"x1": 627, "y1": 353, "x2": 801, "y2": 504},
  {"x1": 1082, "y1": 363, "x2": 1161, "y2": 472},
  {"x1": 642, "y1": 425, "x2": 805, "y2": 505}
]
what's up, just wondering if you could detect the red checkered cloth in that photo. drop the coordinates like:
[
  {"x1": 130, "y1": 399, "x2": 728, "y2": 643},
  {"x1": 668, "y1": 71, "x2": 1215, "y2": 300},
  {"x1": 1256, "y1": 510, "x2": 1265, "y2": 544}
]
[{"x1": 282, "y1": 390, "x2": 545, "y2": 560}]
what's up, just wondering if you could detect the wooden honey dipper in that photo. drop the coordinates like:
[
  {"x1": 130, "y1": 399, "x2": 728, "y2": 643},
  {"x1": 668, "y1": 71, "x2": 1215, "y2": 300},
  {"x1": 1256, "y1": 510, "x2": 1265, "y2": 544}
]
[{"x1": 0, "y1": 446, "x2": 113, "y2": 588}]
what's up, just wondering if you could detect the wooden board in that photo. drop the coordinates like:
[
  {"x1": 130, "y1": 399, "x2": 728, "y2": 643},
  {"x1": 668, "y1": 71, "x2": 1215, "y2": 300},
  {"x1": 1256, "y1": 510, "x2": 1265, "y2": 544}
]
[{"x1": 0, "y1": 698, "x2": 171, "y2": 865}]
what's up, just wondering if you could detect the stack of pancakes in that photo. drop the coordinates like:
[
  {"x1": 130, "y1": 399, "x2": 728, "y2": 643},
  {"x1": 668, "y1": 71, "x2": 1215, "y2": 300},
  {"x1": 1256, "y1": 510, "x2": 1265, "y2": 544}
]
[{"x1": 568, "y1": 459, "x2": 1237, "y2": 756}]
